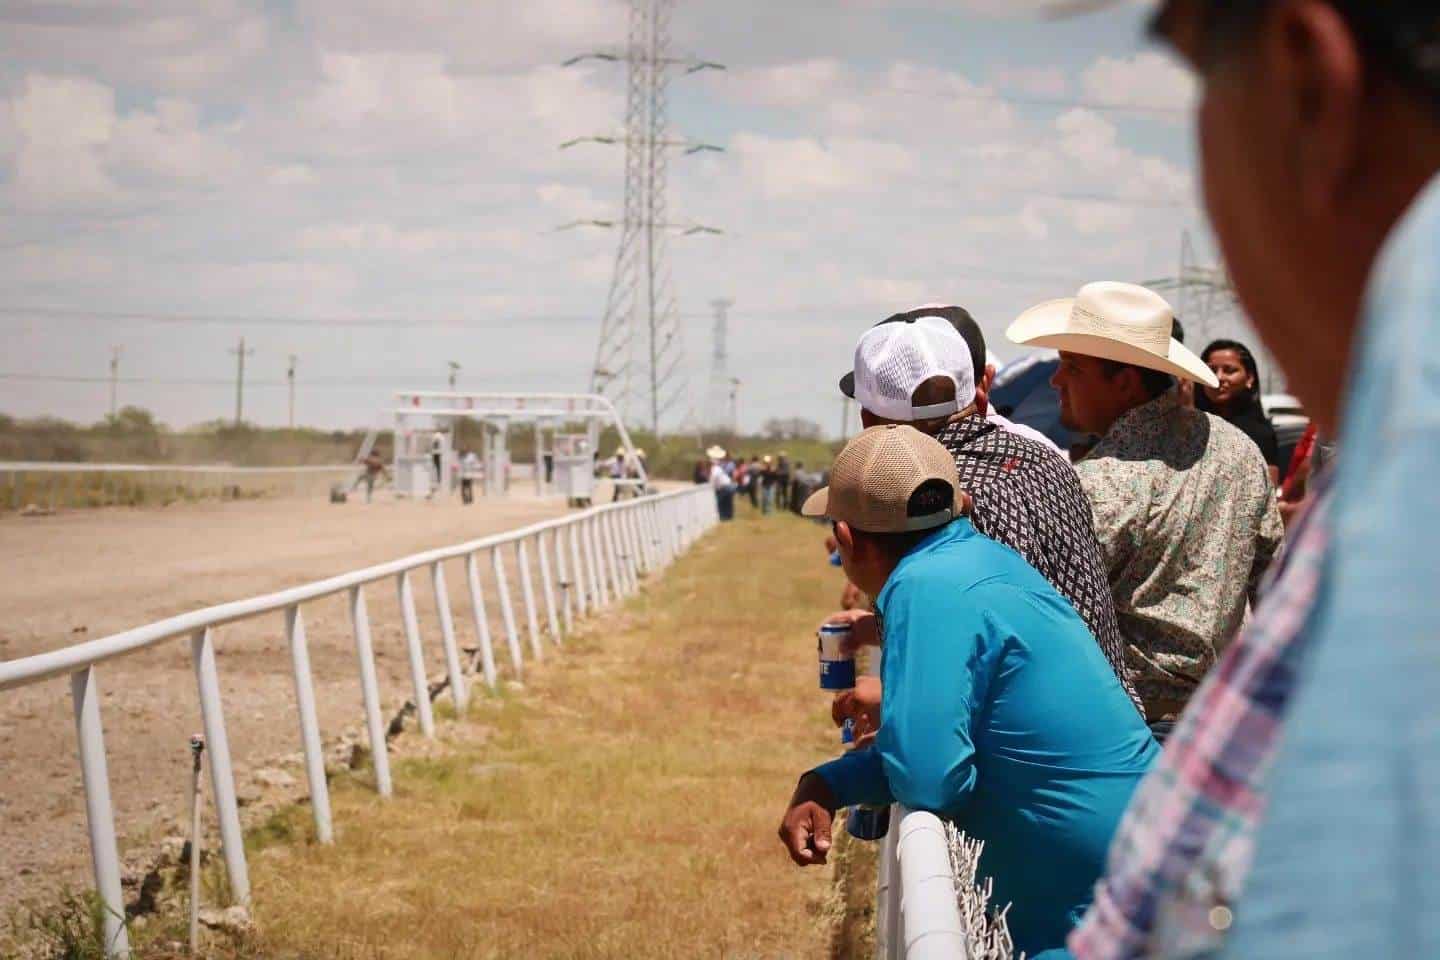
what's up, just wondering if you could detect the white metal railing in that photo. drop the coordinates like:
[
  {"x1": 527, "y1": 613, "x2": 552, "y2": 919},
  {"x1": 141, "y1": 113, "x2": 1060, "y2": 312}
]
[
  {"x1": 0, "y1": 484, "x2": 719, "y2": 958},
  {"x1": 876, "y1": 806, "x2": 971, "y2": 960}
]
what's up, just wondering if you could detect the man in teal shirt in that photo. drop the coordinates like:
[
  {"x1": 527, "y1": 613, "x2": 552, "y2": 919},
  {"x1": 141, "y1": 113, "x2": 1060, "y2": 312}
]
[{"x1": 779, "y1": 425, "x2": 1157, "y2": 957}]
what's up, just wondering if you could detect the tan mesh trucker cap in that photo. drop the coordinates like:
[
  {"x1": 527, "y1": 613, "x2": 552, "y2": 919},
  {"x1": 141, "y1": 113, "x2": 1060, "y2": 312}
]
[{"x1": 801, "y1": 425, "x2": 962, "y2": 533}]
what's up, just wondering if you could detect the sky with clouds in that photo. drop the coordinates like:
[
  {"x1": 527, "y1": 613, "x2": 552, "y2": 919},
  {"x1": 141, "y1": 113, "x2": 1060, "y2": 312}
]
[{"x1": 0, "y1": 0, "x2": 1224, "y2": 437}]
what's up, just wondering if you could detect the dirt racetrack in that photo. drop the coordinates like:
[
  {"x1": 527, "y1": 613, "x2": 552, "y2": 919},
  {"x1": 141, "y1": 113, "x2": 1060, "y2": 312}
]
[{"x1": 0, "y1": 485, "x2": 631, "y2": 922}]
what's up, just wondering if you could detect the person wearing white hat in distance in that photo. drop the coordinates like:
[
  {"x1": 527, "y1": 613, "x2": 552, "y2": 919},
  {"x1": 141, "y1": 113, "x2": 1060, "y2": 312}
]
[
  {"x1": 705, "y1": 445, "x2": 735, "y2": 521},
  {"x1": 1009, "y1": 281, "x2": 1283, "y2": 738}
]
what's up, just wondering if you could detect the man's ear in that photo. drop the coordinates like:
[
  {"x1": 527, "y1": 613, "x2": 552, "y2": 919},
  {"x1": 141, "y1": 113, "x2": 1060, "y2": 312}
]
[
  {"x1": 1269, "y1": 1, "x2": 1362, "y2": 217},
  {"x1": 833, "y1": 521, "x2": 856, "y2": 553},
  {"x1": 974, "y1": 364, "x2": 997, "y2": 415}
]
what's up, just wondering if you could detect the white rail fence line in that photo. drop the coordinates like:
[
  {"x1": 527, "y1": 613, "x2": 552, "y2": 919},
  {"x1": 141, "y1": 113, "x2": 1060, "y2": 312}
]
[
  {"x1": 0, "y1": 461, "x2": 359, "y2": 511},
  {"x1": 0, "y1": 484, "x2": 719, "y2": 959},
  {"x1": 876, "y1": 806, "x2": 971, "y2": 960}
]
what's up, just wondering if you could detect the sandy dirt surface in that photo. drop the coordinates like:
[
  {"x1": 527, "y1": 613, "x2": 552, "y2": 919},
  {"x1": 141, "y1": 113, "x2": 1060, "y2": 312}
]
[{"x1": 0, "y1": 486, "x2": 627, "y2": 921}]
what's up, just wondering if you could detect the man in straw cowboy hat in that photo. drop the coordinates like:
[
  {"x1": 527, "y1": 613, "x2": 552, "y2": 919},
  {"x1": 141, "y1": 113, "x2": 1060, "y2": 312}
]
[
  {"x1": 777, "y1": 424, "x2": 1156, "y2": 957},
  {"x1": 705, "y1": 444, "x2": 735, "y2": 521},
  {"x1": 1008, "y1": 281, "x2": 1283, "y2": 738},
  {"x1": 827, "y1": 306, "x2": 1141, "y2": 719}
]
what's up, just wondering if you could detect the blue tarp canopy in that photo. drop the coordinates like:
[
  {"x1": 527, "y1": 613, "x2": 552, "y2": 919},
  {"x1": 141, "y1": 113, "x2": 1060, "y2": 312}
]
[{"x1": 990, "y1": 350, "x2": 1075, "y2": 451}]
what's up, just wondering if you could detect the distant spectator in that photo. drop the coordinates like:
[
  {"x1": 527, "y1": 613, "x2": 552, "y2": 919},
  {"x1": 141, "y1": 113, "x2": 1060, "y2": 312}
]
[
  {"x1": 780, "y1": 425, "x2": 1157, "y2": 958},
  {"x1": 706, "y1": 445, "x2": 735, "y2": 521},
  {"x1": 692, "y1": 458, "x2": 709, "y2": 486},
  {"x1": 775, "y1": 453, "x2": 792, "y2": 510},
  {"x1": 760, "y1": 455, "x2": 778, "y2": 515},
  {"x1": 746, "y1": 455, "x2": 762, "y2": 508},
  {"x1": 353, "y1": 451, "x2": 388, "y2": 503},
  {"x1": 459, "y1": 449, "x2": 480, "y2": 505},
  {"x1": 1197, "y1": 338, "x2": 1282, "y2": 485}
]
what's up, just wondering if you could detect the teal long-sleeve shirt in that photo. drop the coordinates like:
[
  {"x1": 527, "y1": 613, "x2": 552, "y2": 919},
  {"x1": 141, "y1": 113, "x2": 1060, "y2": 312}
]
[{"x1": 813, "y1": 519, "x2": 1157, "y2": 957}]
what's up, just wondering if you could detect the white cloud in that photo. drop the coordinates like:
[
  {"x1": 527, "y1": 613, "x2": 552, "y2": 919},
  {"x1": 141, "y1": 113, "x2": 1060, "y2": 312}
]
[
  {"x1": 1080, "y1": 52, "x2": 1196, "y2": 112},
  {"x1": 9, "y1": 75, "x2": 118, "y2": 207},
  {"x1": 732, "y1": 133, "x2": 914, "y2": 198},
  {"x1": 991, "y1": 65, "x2": 1068, "y2": 98}
]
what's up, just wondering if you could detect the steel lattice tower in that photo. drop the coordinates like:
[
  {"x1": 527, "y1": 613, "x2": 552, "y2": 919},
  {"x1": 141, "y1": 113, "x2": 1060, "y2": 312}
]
[{"x1": 564, "y1": 0, "x2": 722, "y2": 437}]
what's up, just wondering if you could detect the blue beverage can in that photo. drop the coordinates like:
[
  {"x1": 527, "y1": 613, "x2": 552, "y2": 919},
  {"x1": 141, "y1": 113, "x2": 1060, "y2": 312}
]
[
  {"x1": 840, "y1": 717, "x2": 855, "y2": 745},
  {"x1": 818, "y1": 623, "x2": 856, "y2": 691},
  {"x1": 846, "y1": 804, "x2": 891, "y2": 842}
]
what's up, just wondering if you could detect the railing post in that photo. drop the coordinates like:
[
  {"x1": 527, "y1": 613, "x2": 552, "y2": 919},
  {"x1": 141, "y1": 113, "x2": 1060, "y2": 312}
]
[
  {"x1": 396, "y1": 571, "x2": 436, "y2": 738},
  {"x1": 623, "y1": 507, "x2": 644, "y2": 580},
  {"x1": 430, "y1": 561, "x2": 469, "y2": 713},
  {"x1": 537, "y1": 530, "x2": 562, "y2": 644},
  {"x1": 554, "y1": 524, "x2": 576, "y2": 632},
  {"x1": 71, "y1": 667, "x2": 131, "y2": 959},
  {"x1": 516, "y1": 539, "x2": 544, "y2": 660},
  {"x1": 584, "y1": 516, "x2": 607, "y2": 608},
  {"x1": 568, "y1": 521, "x2": 588, "y2": 618},
  {"x1": 896, "y1": 808, "x2": 967, "y2": 960},
  {"x1": 285, "y1": 607, "x2": 334, "y2": 844},
  {"x1": 618, "y1": 510, "x2": 639, "y2": 592},
  {"x1": 491, "y1": 547, "x2": 525, "y2": 678},
  {"x1": 876, "y1": 804, "x2": 903, "y2": 960},
  {"x1": 190, "y1": 628, "x2": 251, "y2": 905},
  {"x1": 348, "y1": 586, "x2": 392, "y2": 796},
  {"x1": 464, "y1": 552, "x2": 499, "y2": 690},
  {"x1": 597, "y1": 513, "x2": 620, "y2": 600}
]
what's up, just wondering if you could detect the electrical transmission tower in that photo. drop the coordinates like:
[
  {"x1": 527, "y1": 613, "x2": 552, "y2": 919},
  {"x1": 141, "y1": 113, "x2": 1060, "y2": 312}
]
[
  {"x1": 561, "y1": 0, "x2": 724, "y2": 437},
  {"x1": 1146, "y1": 231, "x2": 1284, "y2": 393}
]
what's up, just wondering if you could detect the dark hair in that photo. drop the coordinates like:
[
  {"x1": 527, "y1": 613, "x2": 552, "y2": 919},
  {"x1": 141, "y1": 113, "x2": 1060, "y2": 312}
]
[
  {"x1": 1097, "y1": 360, "x2": 1175, "y2": 401},
  {"x1": 882, "y1": 305, "x2": 987, "y2": 382},
  {"x1": 1195, "y1": 338, "x2": 1265, "y2": 416},
  {"x1": 1157, "y1": 2, "x2": 1440, "y2": 111},
  {"x1": 1171, "y1": 316, "x2": 1186, "y2": 345},
  {"x1": 851, "y1": 479, "x2": 957, "y2": 559}
]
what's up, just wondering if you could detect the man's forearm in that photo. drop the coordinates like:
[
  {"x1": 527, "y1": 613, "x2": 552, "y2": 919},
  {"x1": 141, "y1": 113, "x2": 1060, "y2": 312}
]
[{"x1": 811, "y1": 747, "x2": 894, "y2": 809}]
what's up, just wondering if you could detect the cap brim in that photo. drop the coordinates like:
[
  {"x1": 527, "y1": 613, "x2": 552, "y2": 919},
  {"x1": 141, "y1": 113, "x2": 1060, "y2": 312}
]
[
  {"x1": 801, "y1": 486, "x2": 829, "y2": 519},
  {"x1": 838, "y1": 370, "x2": 855, "y2": 399},
  {"x1": 1005, "y1": 298, "x2": 1220, "y2": 389}
]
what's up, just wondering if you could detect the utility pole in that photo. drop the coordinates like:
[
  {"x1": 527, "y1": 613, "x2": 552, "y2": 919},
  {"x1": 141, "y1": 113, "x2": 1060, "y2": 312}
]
[
  {"x1": 839, "y1": 397, "x2": 853, "y2": 442},
  {"x1": 287, "y1": 355, "x2": 297, "y2": 429},
  {"x1": 707, "y1": 298, "x2": 734, "y2": 431},
  {"x1": 562, "y1": 0, "x2": 724, "y2": 437},
  {"x1": 728, "y1": 377, "x2": 741, "y2": 436},
  {"x1": 448, "y1": 361, "x2": 461, "y2": 392},
  {"x1": 229, "y1": 337, "x2": 254, "y2": 426},
  {"x1": 108, "y1": 346, "x2": 122, "y2": 419}
]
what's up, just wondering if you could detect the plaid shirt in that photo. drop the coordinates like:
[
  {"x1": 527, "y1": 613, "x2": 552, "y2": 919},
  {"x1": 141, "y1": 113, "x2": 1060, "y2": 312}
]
[
  {"x1": 1068, "y1": 487, "x2": 1332, "y2": 959},
  {"x1": 935, "y1": 415, "x2": 1139, "y2": 710}
]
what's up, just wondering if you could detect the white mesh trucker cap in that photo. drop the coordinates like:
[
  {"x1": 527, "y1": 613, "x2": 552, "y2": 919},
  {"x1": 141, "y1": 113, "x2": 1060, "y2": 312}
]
[{"x1": 851, "y1": 315, "x2": 976, "y2": 423}]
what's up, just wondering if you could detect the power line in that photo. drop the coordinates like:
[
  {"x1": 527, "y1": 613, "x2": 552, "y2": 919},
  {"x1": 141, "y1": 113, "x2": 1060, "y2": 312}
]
[
  {"x1": 0, "y1": 306, "x2": 598, "y2": 329},
  {"x1": 885, "y1": 81, "x2": 1191, "y2": 117}
]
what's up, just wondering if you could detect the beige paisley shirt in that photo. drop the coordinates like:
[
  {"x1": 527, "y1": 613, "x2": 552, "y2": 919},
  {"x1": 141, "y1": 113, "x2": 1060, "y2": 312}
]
[{"x1": 1076, "y1": 389, "x2": 1284, "y2": 720}]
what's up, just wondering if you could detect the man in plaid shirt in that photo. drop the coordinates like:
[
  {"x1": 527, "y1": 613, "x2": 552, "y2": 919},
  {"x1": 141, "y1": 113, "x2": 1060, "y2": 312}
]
[{"x1": 1068, "y1": 489, "x2": 1330, "y2": 958}]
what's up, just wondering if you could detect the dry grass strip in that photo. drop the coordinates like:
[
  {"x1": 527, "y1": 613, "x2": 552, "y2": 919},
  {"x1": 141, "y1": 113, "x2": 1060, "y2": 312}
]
[{"x1": 220, "y1": 510, "x2": 848, "y2": 960}]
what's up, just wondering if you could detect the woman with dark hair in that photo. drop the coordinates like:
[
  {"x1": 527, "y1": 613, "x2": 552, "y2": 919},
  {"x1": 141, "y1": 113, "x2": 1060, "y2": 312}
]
[{"x1": 1197, "y1": 338, "x2": 1281, "y2": 485}]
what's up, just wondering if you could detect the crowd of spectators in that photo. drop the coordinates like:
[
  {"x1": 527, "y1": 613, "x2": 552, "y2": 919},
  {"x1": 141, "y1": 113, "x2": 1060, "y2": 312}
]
[{"x1": 767, "y1": 3, "x2": 1440, "y2": 957}]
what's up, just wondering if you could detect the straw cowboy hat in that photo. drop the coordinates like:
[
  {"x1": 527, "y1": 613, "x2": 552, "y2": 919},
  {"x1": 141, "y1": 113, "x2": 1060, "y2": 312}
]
[
  {"x1": 1007, "y1": 281, "x2": 1219, "y2": 388},
  {"x1": 706, "y1": 445, "x2": 727, "y2": 460}
]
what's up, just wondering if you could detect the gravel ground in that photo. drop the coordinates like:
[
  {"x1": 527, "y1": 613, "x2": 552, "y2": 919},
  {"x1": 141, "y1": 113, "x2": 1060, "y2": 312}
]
[{"x1": 0, "y1": 486, "x2": 604, "y2": 923}]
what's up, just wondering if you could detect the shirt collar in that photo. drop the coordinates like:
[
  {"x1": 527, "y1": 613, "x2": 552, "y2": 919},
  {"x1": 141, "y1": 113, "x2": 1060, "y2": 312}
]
[
  {"x1": 1105, "y1": 386, "x2": 1182, "y2": 439},
  {"x1": 875, "y1": 518, "x2": 972, "y2": 612}
]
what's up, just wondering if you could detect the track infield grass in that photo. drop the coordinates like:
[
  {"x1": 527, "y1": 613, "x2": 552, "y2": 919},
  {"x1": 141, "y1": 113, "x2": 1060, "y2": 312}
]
[{"x1": 228, "y1": 509, "x2": 850, "y2": 959}]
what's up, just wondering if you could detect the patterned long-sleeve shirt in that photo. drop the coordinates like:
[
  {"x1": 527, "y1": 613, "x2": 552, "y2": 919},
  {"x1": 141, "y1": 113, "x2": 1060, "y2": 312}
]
[
  {"x1": 1076, "y1": 390, "x2": 1284, "y2": 720},
  {"x1": 1068, "y1": 489, "x2": 1330, "y2": 959},
  {"x1": 935, "y1": 415, "x2": 1139, "y2": 711}
]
